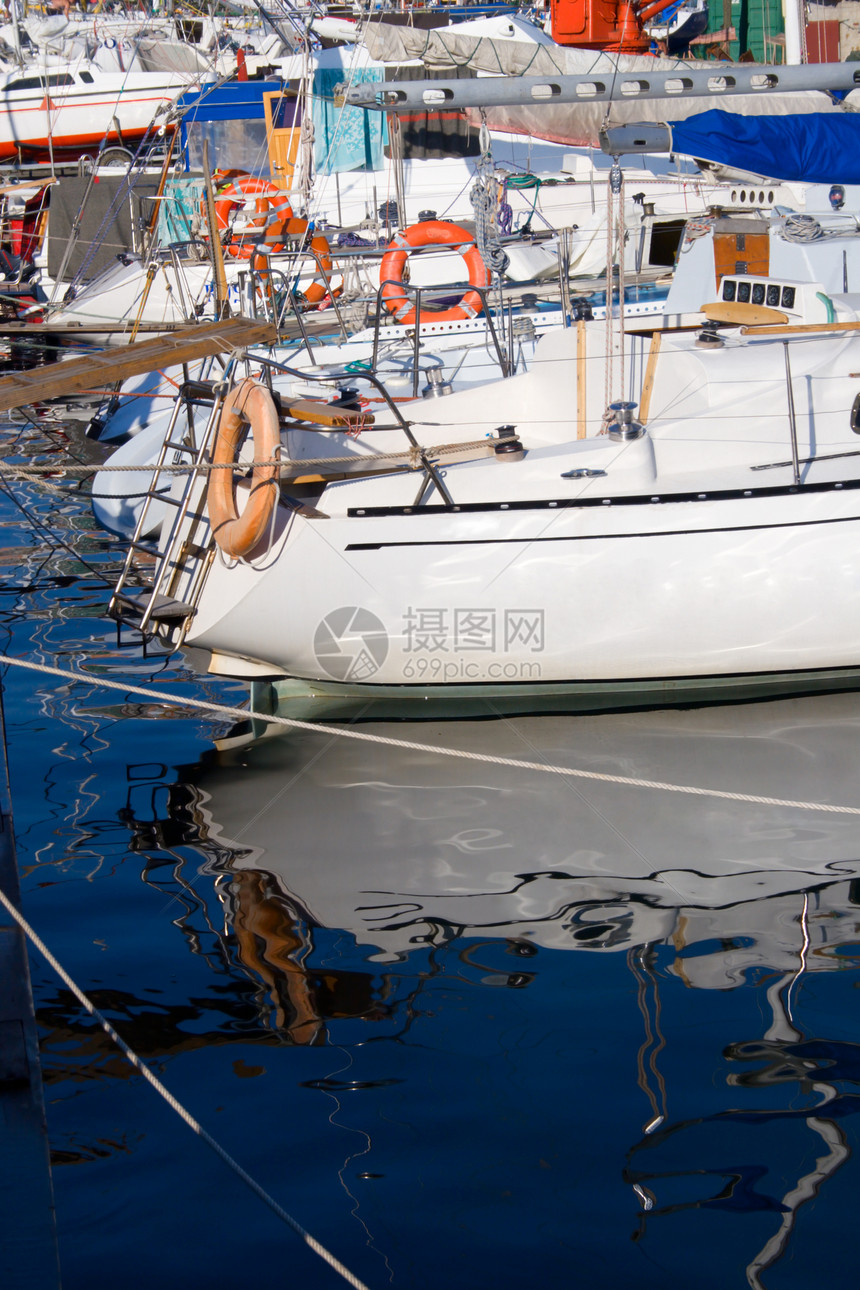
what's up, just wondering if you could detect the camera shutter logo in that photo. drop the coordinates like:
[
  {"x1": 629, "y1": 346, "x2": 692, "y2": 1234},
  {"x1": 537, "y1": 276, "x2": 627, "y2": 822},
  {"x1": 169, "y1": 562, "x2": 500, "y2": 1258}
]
[{"x1": 314, "y1": 607, "x2": 389, "y2": 681}]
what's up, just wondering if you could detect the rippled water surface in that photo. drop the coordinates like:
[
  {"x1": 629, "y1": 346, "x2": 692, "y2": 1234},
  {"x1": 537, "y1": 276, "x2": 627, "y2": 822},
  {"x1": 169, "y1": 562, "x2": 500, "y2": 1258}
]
[{"x1": 3, "y1": 416, "x2": 860, "y2": 1290}]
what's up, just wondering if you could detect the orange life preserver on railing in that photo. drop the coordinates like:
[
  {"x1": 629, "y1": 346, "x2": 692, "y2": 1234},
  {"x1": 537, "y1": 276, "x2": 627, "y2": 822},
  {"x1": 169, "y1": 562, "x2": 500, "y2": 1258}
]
[
  {"x1": 202, "y1": 172, "x2": 294, "y2": 261},
  {"x1": 252, "y1": 217, "x2": 337, "y2": 305},
  {"x1": 379, "y1": 220, "x2": 489, "y2": 325},
  {"x1": 208, "y1": 379, "x2": 281, "y2": 559}
]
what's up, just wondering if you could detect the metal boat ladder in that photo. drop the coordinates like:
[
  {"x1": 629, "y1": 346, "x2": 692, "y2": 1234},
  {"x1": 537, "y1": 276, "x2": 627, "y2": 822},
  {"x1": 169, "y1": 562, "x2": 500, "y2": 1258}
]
[{"x1": 108, "y1": 380, "x2": 226, "y2": 648}]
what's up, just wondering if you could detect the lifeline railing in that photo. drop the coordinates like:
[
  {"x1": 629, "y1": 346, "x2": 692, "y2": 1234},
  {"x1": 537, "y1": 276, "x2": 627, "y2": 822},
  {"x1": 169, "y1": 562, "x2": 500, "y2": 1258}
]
[
  {"x1": 256, "y1": 354, "x2": 457, "y2": 505},
  {"x1": 370, "y1": 278, "x2": 512, "y2": 397},
  {"x1": 241, "y1": 242, "x2": 351, "y2": 341},
  {"x1": 239, "y1": 253, "x2": 517, "y2": 391},
  {"x1": 108, "y1": 356, "x2": 462, "y2": 647}
]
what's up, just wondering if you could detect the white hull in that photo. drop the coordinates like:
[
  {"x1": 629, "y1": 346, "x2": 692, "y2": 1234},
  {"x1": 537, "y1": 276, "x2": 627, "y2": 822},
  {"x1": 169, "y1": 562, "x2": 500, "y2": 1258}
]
[
  {"x1": 187, "y1": 483, "x2": 860, "y2": 688},
  {"x1": 0, "y1": 67, "x2": 191, "y2": 158}
]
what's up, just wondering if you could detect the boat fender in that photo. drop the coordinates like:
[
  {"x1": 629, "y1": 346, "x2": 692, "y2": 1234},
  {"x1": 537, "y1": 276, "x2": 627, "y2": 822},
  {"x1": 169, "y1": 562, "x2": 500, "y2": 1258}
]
[
  {"x1": 208, "y1": 379, "x2": 281, "y2": 559},
  {"x1": 379, "y1": 220, "x2": 489, "y2": 326}
]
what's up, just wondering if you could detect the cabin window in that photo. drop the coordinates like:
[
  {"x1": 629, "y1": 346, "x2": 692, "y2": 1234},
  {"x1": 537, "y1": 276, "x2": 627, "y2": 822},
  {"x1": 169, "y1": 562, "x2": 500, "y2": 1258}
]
[
  {"x1": 647, "y1": 219, "x2": 686, "y2": 268},
  {"x1": 79, "y1": 71, "x2": 94, "y2": 84},
  {"x1": 7, "y1": 73, "x2": 74, "y2": 91}
]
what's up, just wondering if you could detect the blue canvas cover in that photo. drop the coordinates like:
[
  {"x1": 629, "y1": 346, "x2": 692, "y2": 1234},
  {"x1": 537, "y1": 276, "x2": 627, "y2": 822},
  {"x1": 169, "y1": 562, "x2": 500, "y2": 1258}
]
[{"x1": 669, "y1": 110, "x2": 860, "y2": 183}]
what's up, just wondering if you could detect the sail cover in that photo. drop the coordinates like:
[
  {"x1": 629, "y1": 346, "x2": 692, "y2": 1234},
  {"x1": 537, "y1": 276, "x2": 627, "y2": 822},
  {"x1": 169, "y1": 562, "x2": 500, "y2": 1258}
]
[{"x1": 669, "y1": 110, "x2": 860, "y2": 183}]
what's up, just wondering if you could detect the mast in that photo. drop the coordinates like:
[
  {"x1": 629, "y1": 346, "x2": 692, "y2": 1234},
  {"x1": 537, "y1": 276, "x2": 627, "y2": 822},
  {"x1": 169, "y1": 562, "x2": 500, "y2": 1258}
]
[
  {"x1": 784, "y1": 0, "x2": 805, "y2": 65},
  {"x1": 9, "y1": 0, "x2": 24, "y2": 68}
]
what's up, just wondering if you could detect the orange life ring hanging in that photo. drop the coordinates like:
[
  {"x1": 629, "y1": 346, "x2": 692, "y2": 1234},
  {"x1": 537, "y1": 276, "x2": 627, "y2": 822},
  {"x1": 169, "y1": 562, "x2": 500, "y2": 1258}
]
[
  {"x1": 203, "y1": 173, "x2": 294, "y2": 262},
  {"x1": 208, "y1": 379, "x2": 281, "y2": 559},
  {"x1": 379, "y1": 220, "x2": 490, "y2": 325},
  {"x1": 252, "y1": 217, "x2": 337, "y2": 305}
]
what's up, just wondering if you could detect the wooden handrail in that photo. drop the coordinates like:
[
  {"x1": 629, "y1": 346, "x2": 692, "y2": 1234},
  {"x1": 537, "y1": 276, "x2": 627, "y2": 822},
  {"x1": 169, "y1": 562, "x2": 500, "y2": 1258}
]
[{"x1": 740, "y1": 320, "x2": 860, "y2": 336}]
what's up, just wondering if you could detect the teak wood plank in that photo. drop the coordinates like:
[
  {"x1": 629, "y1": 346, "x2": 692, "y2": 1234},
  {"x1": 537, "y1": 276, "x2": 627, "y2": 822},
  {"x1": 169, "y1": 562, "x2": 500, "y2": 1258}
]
[
  {"x1": 0, "y1": 317, "x2": 277, "y2": 411},
  {"x1": 702, "y1": 301, "x2": 788, "y2": 327},
  {"x1": 279, "y1": 396, "x2": 375, "y2": 427},
  {"x1": 741, "y1": 320, "x2": 860, "y2": 336}
]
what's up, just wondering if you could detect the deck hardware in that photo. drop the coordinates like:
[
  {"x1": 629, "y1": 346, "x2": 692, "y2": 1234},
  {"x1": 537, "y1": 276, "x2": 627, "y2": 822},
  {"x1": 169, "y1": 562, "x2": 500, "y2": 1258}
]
[
  {"x1": 850, "y1": 392, "x2": 860, "y2": 433},
  {"x1": 494, "y1": 424, "x2": 525, "y2": 461},
  {"x1": 607, "y1": 402, "x2": 645, "y2": 442}
]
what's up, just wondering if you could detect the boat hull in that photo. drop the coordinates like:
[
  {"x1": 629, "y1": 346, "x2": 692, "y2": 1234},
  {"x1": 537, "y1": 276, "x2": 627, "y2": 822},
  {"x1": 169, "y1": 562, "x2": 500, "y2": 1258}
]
[
  {"x1": 183, "y1": 480, "x2": 860, "y2": 695},
  {"x1": 0, "y1": 72, "x2": 188, "y2": 160}
]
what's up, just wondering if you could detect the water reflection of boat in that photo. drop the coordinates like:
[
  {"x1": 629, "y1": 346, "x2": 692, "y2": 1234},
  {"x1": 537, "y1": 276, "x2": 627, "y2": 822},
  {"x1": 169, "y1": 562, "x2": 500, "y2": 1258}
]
[
  {"x1": 121, "y1": 695, "x2": 860, "y2": 1284},
  {"x1": 126, "y1": 695, "x2": 860, "y2": 997}
]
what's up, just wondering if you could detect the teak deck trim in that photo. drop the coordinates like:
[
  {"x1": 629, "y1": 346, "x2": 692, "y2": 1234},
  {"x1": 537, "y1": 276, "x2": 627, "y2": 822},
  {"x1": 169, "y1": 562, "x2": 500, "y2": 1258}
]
[{"x1": 0, "y1": 317, "x2": 277, "y2": 412}]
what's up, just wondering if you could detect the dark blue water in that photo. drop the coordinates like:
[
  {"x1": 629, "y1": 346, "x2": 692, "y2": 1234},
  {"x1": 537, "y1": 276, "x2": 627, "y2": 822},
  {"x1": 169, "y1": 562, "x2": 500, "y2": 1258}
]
[{"x1": 3, "y1": 414, "x2": 860, "y2": 1290}]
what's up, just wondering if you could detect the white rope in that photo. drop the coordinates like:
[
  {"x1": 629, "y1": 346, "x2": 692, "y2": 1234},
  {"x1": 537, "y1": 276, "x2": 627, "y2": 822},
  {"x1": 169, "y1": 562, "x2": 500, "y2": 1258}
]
[
  {"x1": 0, "y1": 882, "x2": 372, "y2": 1290},
  {"x1": 2, "y1": 653, "x2": 859, "y2": 816}
]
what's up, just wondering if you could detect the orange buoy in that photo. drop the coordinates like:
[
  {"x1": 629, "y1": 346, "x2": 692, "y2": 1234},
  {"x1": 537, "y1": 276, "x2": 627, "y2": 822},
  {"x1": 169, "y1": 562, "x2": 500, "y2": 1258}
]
[
  {"x1": 203, "y1": 173, "x2": 294, "y2": 261},
  {"x1": 379, "y1": 220, "x2": 489, "y2": 325},
  {"x1": 252, "y1": 217, "x2": 337, "y2": 305},
  {"x1": 208, "y1": 379, "x2": 281, "y2": 558}
]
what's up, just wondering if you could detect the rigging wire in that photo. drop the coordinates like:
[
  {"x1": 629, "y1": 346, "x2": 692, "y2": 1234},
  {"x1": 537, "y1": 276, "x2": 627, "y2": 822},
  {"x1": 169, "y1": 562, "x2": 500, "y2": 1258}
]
[{"x1": 0, "y1": 881, "x2": 374, "y2": 1290}]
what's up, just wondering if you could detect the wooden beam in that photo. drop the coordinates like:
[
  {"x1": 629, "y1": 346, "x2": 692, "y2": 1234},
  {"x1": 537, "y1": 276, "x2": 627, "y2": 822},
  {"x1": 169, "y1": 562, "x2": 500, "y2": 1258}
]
[
  {"x1": 576, "y1": 319, "x2": 587, "y2": 440},
  {"x1": 279, "y1": 396, "x2": 375, "y2": 427},
  {"x1": 638, "y1": 331, "x2": 662, "y2": 423},
  {"x1": 741, "y1": 320, "x2": 860, "y2": 336},
  {"x1": 0, "y1": 317, "x2": 277, "y2": 411},
  {"x1": 0, "y1": 322, "x2": 188, "y2": 336},
  {"x1": 202, "y1": 139, "x2": 230, "y2": 320}
]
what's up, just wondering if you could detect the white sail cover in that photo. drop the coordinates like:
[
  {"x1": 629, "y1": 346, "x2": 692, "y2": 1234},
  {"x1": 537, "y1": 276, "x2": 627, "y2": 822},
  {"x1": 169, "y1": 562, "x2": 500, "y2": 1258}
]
[{"x1": 361, "y1": 20, "x2": 846, "y2": 147}]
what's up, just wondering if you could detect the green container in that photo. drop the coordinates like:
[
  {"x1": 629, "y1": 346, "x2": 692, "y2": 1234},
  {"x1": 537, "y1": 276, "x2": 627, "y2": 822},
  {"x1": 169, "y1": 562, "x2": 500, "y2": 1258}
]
[{"x1": 693, "y1": 0, "x2": 785, "y2": 63}]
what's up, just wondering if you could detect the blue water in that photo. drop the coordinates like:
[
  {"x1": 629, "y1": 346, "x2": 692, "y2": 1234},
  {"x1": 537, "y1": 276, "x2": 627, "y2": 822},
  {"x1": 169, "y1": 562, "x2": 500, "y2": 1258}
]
[{"x1": 3, "y1": 414, "x2": 860, "y2": 1290}]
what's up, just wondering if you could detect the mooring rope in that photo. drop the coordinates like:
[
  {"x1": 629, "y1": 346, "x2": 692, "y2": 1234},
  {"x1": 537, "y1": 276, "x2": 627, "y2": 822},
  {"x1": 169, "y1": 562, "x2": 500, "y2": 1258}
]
[
  {"x1": 0, "y1": 885, "x2": 372, "y2": 1290},
  {"x1": 1, "y1": 653, "x2": 859, "y2": 816}
]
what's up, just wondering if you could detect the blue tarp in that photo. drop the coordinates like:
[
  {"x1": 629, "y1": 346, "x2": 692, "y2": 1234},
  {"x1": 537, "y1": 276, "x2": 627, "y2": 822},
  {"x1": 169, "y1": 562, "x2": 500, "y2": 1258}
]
[{"x1": 669, "y1": 110, "x2": 860, "y2": 184}]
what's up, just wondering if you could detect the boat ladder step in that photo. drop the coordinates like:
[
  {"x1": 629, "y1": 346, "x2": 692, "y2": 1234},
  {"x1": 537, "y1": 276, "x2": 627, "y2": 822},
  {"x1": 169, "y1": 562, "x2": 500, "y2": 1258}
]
[
  {"x1": 110, "y1": 591, "x2": 197, "y2": 623},
  {"x1": 162, "y1": 440, "x2": 198, "y2": 455}
]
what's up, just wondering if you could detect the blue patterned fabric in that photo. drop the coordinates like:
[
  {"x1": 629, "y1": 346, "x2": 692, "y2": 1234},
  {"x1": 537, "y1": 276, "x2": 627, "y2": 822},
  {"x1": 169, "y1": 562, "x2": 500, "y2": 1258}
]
[
  {"x1": 157, "y1": 177, "x2": 206, "y2": 245},
  {"x1": 312, "y1": 68, "x2": 387, "y2": 174}
]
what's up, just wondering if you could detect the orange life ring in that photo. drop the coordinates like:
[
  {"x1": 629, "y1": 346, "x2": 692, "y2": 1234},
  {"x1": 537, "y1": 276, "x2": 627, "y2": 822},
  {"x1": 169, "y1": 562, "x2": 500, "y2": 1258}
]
[
  {"x1": 252, "y1": 217, "x2": 336, "y2": 304},
  {"x1": 203, "y1": 173, "x2": 294, "y2": 262},
  {"x1": 208, "y1": 379, "x2": 280, "y2": 559},
  {"x1": 379, "y1": 220, "x2": 489, "y2": 325}
]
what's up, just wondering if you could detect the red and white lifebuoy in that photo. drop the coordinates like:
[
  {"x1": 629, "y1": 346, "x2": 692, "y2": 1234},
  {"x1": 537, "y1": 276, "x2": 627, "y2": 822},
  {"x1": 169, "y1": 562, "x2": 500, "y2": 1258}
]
[
  {"x1": 204, "y1": 172, "x2": 294, "y2": 261},
  {"x1": 379, "y1": 220, "x2": 489, "y2": 325}
]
